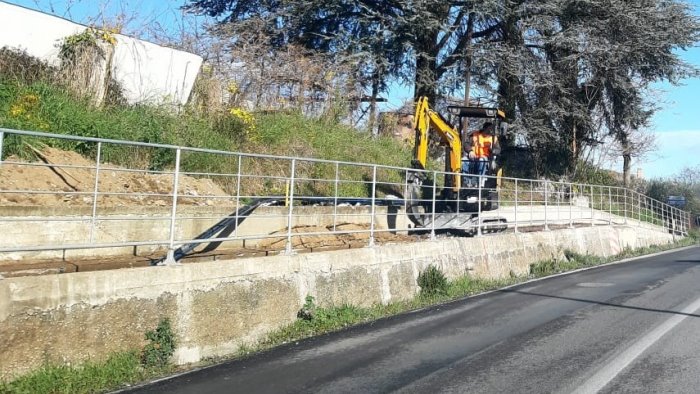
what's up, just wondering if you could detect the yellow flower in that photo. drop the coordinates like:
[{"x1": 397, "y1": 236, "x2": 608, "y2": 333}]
[
  {"x1": 229, "y1": 107, "x2": 257, "y2": 133},
  {"x1": 227, "y1": 81, "x2": 239, "y2": 95},
  {"x1": 9, "y1": 105, "x2": 24, "y2": 117}
]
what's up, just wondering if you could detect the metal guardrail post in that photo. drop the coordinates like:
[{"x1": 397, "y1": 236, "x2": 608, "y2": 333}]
[
  {"x1": 430, "y1": 171, "x2": 437, "y2": 240},
  {"x1": 456, "y1": 171, "x2": 461, "y2": 220},
  {"x1": 590, "y1": 185, "x2": 595, "y2": 227},
  {"x1": 639, "y1": 194, "x2": 643, "y2": 224},
  {"x1": 477, "y1": 175, "x2": 483, "y2": 236},
  {"x1": 569, "y1": 183, "x2": 574, "y2": 229},
  {"x1": 623, "y1": 188, "x2": 628, "y2": 224},
  {"x1": 608, "y1": 187, "x2": 613, "y2": 225},
  {"x1": 369, "y1": 165, "x2": 377, "y2": 247},
  {"x1": 235, "y1": 155, "x2": 242, "y2": 238},
  {"x1": 286, "y1": 159, "x2": 297, "y2": 255},
  {"x1": 0, "y1": 130, "x2": 4, "y2": 166},
  {"x1": 164, "y1": 148, "x2": 182, "y2": 265},
  {"x1": 89, "y1": 142, "x2": 102, "y2": 243},
  {"x1": 661, "y1": 202, "x2": 666, "y2": 231},
  {"x1": 333, "y1": 162, "x2": 339, "y2": 232},
  {"x1": 514, "y1": 179, "x2": 519, "y2": 233},
  {"x1": 599, "y1": 186, "x2": 604, "y2": 224},
  {"x1": 544, "y1": 180, "x2": 549, "y2": 231},
  {"x1": 529, "y1": 180, "x2": 534, "y2": 229}
]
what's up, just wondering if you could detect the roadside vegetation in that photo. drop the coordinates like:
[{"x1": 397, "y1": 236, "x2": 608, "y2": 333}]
[
  {"x1": 0, "y1": 75, "x2": 411, "y2": 172},
  {"x1": 260, "y1": 236, "x2": 700, "y2": 352},
  {"x1": 0, "y1": 47, "x2": 412, "y2": 196},
  {"x1": 0, "y1": 319, "x2": 176, "y2": 394}
]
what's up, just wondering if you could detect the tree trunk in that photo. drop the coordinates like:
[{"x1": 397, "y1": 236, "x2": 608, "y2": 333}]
[
  {"x1": 368, "y1": 71, "x2": 379, "y2": 135},
  {"x1": 621, "y1": 137, "x2": 632, "y2": 187},
  {"x1": 413, "y1": 26, "x2": 440, "y2": 104}
]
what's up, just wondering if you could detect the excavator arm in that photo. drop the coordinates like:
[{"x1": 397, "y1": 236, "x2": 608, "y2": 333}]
[{"x1": 412, "y1": 96, "x2": 462, "y2": 191}]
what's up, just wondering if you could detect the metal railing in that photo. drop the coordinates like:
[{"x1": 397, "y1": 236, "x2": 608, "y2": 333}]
[{"x1": 0, "y1": 128, "x2": 690, "y2": 263}]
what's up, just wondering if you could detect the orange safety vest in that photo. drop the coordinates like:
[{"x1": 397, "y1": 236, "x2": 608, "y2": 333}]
[{"x1": 470, "y1": 132, "x2": 497, "y2": 158}]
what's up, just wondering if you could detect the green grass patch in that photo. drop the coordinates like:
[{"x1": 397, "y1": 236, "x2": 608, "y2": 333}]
[
  {"x1": 0, "y1": 351, "x2": 154, "y2": 394},
  {"x1": 0, "y1": 77, "x2": 413, "y2": 199},
  {"x1": 530, "y1": 238, "x2": 698, "y2": 278},
  {"x1": 0, "y1": 318, "x2": 177, "y2": 394}
]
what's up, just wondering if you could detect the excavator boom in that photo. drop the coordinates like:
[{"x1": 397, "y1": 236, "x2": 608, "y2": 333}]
[{"x1": 411, "y1": 97, "x2": 462, "y2": 191}]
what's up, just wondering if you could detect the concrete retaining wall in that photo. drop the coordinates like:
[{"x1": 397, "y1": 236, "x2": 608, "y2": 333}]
[
  {"x1": 0, "y1": 205, "x2": 407, "y2": 261},
  {"x1": 0, "y1": 225, "x2": 675, "y2": 379}
]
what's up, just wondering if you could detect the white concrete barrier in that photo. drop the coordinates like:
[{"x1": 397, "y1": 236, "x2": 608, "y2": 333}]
[{"x1": 0, "y1": 2, "x2": 202, "y2": 106}]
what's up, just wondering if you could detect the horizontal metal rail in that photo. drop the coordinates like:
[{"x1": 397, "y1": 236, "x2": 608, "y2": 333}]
[{"x1": 0, "y1": 128, "x2": 690, "y2": 264}]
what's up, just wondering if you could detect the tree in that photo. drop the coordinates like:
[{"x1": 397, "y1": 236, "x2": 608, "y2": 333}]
[
  {"x1": 489, "y1": 0, "x2": 699, "y2": 178},
  {"x1": 187, "y1": 0, "x2": 699, "y2": 180},
  {"x1": 184, "y1": 1, "x2": 505, "y2": 104}
]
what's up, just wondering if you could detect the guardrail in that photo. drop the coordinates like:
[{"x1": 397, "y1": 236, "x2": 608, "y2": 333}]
[{"x1": 0, "y1": 128, "x2": 690, "y2": 263}]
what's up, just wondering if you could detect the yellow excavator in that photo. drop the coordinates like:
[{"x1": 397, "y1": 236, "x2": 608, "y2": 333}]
[{"x1": 406, "y1": 96, "x2": 508, "y2": 234}]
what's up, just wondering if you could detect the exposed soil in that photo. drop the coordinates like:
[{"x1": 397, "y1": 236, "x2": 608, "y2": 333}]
[{"x1": 0, "y1": 147, "x2": 231, "y2": 207}]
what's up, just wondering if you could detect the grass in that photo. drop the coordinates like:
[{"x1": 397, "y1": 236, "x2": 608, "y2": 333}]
[
  {"x1": 0, "y1": 351, "x2": 164, "y2": 394},
  {"x1": 0, "y1": 77, "x2": 413, "y2": 198},
  {"x1": 0, "y1": 318, "x2": 177, "y2": 394}
]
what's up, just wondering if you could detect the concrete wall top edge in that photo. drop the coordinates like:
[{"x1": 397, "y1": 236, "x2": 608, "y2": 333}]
[{"x1": 0, "y1": 225, "x2": 675, "y2": 320}]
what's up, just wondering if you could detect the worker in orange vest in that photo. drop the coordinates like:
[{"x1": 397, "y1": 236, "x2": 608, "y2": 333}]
[{"x1": 462, "y1": 121, "x2": 501, "y2": 177}]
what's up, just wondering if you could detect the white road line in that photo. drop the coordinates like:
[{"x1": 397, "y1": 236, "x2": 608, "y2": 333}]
[{"x1": 572, "y1": 294, "x2": 700, "y2": 394}]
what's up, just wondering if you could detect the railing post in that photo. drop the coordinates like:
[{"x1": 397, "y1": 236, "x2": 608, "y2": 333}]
[
  {"x1": 333, "y1": 162, "x2": 340, "y2": 232},
  {"x1": 569, "y1": 183, "x2": 574, "y2": 229},
  {"x1": 638, "y1": 193, "x2": 642, "y2": 224},
  {"x1": 456, "y1": 170, "x2": 461, "y2": 216},
  {"x1": 369, "y1": 165, "x2": 377, "y2": 247},
  {"x1": 234, "y1": 155, "x2": 242, "y2": 239},
  {"x1": 514, "y1": 179, "x2": 519, "y2": 233},
  {"x1": 544, "y1": 180, "x2": 549, "y2": 231},
  {"x1": 599, "y1": 186, "x2": 604, "y2": 224},
  {"x1": 477, "y1": 174, "x2": 483, "y2": 236},
  {"x1": 286, "y1": 159, "x2": 297, "y2": 255},
  {"x1": 663, "y1": 202, "x2": 668, "y2": 231},
  {"x1": 590, "y1": 184, "x2": 595, "y2": 227},
  {"x1": 89, "y1": 142, "x2": 102, "y2": 243},
  {"x1": 430, "y1": 171, "x2": 437, "y2": 240},
  {"x1": 164, "y1": 147, "x2": 182, "y2": 265},
  {"x1": 529, "y1": 180, "x2": 534, "y2": 229},
  {"x1": 623, "y1": 188, "x2": 628, "y2": 224},
  {"x1": 0, "y1": 130, "x2": 4, "y2": 166},
  {"x1": 608, "y1": 187, "x2": 613, "y2": 225}
]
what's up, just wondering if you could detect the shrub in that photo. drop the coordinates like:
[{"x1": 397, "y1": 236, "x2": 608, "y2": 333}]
[
  {"x1": 141, "y1": 318, "x2": 176, "y2": 369},
  {"x1": 417, "y1": 265, "x2": 448, "y2": 297}
]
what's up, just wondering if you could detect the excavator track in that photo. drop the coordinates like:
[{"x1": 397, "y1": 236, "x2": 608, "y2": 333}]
[{"x1": 405, "y1": 171, "x2": 508, "y2": 234}]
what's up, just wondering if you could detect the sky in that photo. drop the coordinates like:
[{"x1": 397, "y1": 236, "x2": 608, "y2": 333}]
[{"x1": 4, "y1": 0, "x2": 700, "y2": 180}]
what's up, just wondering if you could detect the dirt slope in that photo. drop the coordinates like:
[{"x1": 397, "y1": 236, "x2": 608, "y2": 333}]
[{"x1": 0, "y1": 147, "x2": 229, "y2": 207}]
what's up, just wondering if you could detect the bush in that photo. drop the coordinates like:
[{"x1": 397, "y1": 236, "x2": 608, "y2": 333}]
[
  {"x1": 0, "y1": 47, "x2": 57, "y2": 84},
  {"x1": 417, "y1": 265, "x2": 448, "y2": 297},
  {"x1": 141, "y1": 318, "x2": 176, "y2": 369}
]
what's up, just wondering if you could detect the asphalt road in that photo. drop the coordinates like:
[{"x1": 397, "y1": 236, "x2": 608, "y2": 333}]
[{"x1": 129, "y1": 246, "x2": 700, "y2": 394}]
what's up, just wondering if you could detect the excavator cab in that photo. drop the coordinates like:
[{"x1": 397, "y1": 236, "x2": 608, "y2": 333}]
[
  {"x1": 406, "y1": 97, "x2": 508, "y2": 234},
  {"x1": 448, "y1": 104, "x2": 507, "y2": 206}
]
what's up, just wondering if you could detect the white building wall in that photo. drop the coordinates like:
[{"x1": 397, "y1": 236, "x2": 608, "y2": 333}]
[{"x1": 0, "y1": 1, "x2": 202, "y2": 106}]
